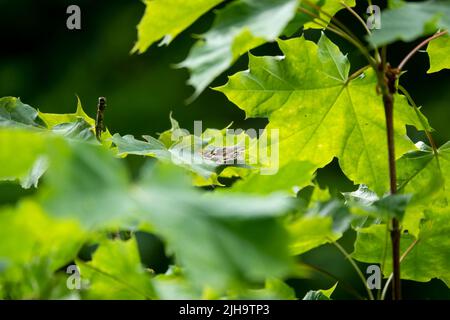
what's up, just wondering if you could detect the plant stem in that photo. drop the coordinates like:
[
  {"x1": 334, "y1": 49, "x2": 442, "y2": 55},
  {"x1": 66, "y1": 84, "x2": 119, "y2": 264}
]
[
  {"x1": 385, "y1": 91, "x2": 402, "y2": 300},
  {"x1": 303, "y1": 0, "x2": 360, "y2": 43},
  {"x1": 297, "y1": 7, "x2": 377, "y2": 70},
  {"x1": 95, "y1": 97, "x2": 107, "y2": 141},
  {"x1": 398, "y1": 30, "x2": 448, "y2": 71},
  {"x1": 347, "y1": 65, "x2": 370, "y2": 83},
  {"x1": 377, "y1": 223, "x2": 390, "y2": 300},
  {"x1": 376, "y1": 55, "x2": 402, "y2": 299},
  {"x1": 340, "y1": 1, "x2": 381, "y2": 63},
  {"x1": 330, "y1": 239, "x2": 375, "y2": 300},
  {"x1": 341, "y1": 1, "x2": 371, "y2": 35},
  {"x1": 381, "y1": 239, "x2": 419, "y2": 300}
]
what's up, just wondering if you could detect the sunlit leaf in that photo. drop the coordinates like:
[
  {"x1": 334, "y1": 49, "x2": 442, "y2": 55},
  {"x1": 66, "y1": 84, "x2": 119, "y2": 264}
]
[
  {"x1": 217, "y1": 34, "x2": 424, "y2": 195},
  {"x1": 133, "y1": 0, "x2": 225, "y2": 53},
  {"x1": 78, "y1": 238, "x2": 154, "y2": 300}
]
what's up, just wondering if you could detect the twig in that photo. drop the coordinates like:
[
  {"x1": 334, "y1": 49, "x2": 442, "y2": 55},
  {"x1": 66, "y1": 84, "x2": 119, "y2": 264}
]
[
  {"x1": 95, "y1": 97, "x2": 107, "y2": 141},
  {"x1": 330, "y1": 239, "x2": 375, "y2": 300},
  {"x1": 398, "y1": 31, "x2": 448, "y2": 71},
  {"x1": 381, "y1": 239, "x2": 420, "y2": 300}
]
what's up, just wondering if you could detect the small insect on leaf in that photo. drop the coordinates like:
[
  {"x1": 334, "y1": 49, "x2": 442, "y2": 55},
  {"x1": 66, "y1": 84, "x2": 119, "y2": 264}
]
[{"x1": 201, "y1": 145, "x2": 245, "y2": 165}]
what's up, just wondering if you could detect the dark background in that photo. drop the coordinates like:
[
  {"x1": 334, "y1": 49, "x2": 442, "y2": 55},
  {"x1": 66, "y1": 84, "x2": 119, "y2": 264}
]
[{"x1": 0, "y1": 0, "x2": 449, "y2": 299}]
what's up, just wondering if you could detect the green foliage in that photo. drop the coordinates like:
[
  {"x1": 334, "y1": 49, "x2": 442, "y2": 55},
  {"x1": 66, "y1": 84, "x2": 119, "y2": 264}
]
[
  {"x1": 352, "y1": 208, "x2": 450, "y2": 286},
  {"x1": 303, "y1": 283, "x2": 337, "y2": 300},
  {"x1": 217, "y1": 34, "x2": 424, "y2": 195},
  {"x1": 2, "y1": 0, "x2": 450, "y2": 301},
  {"x1": 133, "y1": 0, "x2": 225, "y2": 53},
  {"x1": 427, "y1": 34, "x2": 450, "y2": 73},
  {"x1": 178, "y1": 0, "x2": 299, "y2": 98},
  {"x1": 111, "y1": 116, "x2": 254, "y2": 186},
  {"x1": 369, "y1": 0, "x2": 450, "y2": 46},
  {"x1": 78, "y1": 238, "x2": 155, "y2": 299}
]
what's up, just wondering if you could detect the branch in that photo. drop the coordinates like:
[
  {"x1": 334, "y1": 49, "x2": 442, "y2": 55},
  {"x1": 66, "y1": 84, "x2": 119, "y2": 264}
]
[{"x1": 398, "y1": 30, "x2": 448, "y2": 71}]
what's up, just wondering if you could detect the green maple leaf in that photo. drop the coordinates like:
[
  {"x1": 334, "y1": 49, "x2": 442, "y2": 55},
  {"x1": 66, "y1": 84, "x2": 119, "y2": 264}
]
[
  {"x1": 427, "y1": 34, "x2": 450, "y2": 73},
  {"x1": 133, "y1": 163, "x2": 294, "y2": 291},
  {"x1": 217, "y1": 34, "x2": 426, "y2": 195},
  {"x1": 352, "y1": 208, "x2": 450, "y2": 287},
  {"x1": 397, "y1": 141, "x2": 450, "y2": 207},
  {"x1": 288, "y1": 202, "x2": 352, "y2": 255},
  {"x1": 132, "y1": 0, "x2": 225, "y2": 53},
  {"x1": 0, "y1": 97, "x2": 106, "y2": 189},
  {"x1": 178, "y1": 0, "x2": 299, "y2": 99}
]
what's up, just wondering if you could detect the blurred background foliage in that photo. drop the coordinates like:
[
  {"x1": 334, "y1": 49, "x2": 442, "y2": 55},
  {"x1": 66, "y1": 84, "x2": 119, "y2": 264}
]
[{"x1": 0, "y1": 0, "x2": 449, "y2": 299}]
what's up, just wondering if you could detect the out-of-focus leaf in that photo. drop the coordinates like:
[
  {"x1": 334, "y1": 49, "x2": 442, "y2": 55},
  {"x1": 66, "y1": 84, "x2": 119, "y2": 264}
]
[
  {"x1": 133, "y1": 163, "x2": 294, "y2": 291},
  {"x1": 368, "y1": 1, "x2": 450, "y2": 47},
  {"x1": 289, "y1": 216, "x2": 340, "y2": 255},
  {"x1": 133, "y1": 0, "x2": 225, "y2": 53},
  {"x1": 78, "y1": 238, "x2": 154, "y2": 300},
  {"x1": 41, "y1": 141, "x2": 135, "y2": 229},
  {"x1": 0, "y1": 200, "x2": 85, "y2": 272},
  {"x1": 0, "y1": 129, "x2": 57, "y2": 187},
  {"x1": 20, "y1": 156, "x2": 49, "y2": 189},
  {"x1": 179, "y1": 0, "x2": 299, "y2": 98},
  {"x1": 288, "y1": 187, "x2": 352, "y2": 255},
  {"x1": 234, "y1": 278, "x2": 296, "y2": 300},
  {"x1": 153, "y1": 266, "x2": 201, "y2": 300}
]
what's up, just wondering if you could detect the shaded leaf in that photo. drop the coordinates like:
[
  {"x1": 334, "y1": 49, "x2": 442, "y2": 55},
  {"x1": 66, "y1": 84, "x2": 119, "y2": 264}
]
[
  {"x1": 133, "y1": 0, "x2": 225, "y2": 53},
  {"x1": 0, "y1": 200, "x2": 85, "y2": 272},
  {"x1": 41, "y1": 141, "x2": 135, "y2": 229},
  {"x1": 133, "y1": 163, "x2": 294, "y2": 291},
  {"x1": 78, "y1": 238, "x2": 154, "y2": 300},
  {"x1": 303, "y1": 282, "x2": 337, "y2": 300},
  {"x1": 179, "y1": 0, "x2": 299, "y2": 98},
  {"x1": 369, "y1": 1, "x2": 450, "y2": 47}
]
